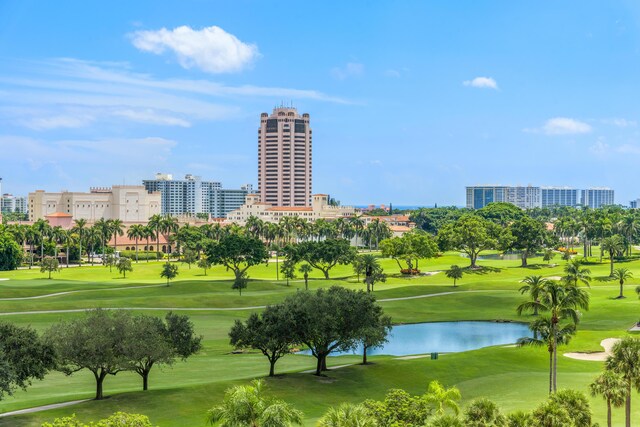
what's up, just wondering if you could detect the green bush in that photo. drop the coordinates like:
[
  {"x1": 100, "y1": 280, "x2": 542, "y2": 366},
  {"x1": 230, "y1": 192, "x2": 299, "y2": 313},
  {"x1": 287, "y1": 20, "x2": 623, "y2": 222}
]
[{"x1": 119, "y1": 251, "x2": 159, "y2": 261}]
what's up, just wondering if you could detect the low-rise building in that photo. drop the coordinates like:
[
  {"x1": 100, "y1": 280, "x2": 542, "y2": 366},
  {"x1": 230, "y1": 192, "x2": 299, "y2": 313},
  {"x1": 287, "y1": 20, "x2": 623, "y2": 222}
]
[
  {"x1": 28, "y1": 186, "x2": 161, "y2": 223},
  {"x1": 226, "y1": 194, "x2": 356, "y2": 225}
]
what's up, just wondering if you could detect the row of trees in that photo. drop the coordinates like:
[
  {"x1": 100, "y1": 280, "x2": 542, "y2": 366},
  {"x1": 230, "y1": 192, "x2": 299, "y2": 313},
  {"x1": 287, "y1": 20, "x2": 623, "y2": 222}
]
[
  {"x1": 204, "y1": 378, "x2": 599, "y2": 427},
  {"x1": 229, "y1": 286, "x2": 391, "y2": 376},
  {"x1": 0, "y1": 310, "x2": 202, "y2": 401}
]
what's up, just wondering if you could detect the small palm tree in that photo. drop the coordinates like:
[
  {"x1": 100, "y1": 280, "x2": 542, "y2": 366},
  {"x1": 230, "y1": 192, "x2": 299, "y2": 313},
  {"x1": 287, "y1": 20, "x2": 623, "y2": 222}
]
[
  {"x1": 463, "y1": 398, "x2": 506, "y2": 426},
  {"x1": 612, "y1": 268, "x2": 633, "y2": 299},
  {"x1": 601, "y1": 235, "x2": 625, "y2": 276},
  {"x1": 445, "y1": 265, "x2": 463, "y2": 288},
  {"x1": 543, "y1": 249, "x2": 556, "y2": 265},
  {"x1": 590, "y1": 371, "x2": 626, "y2": 427},
  {"x1": 317, "y1": 403, "x2": 376, "y2": 427},
  {"x1": 299, "y1": 264, "x2": 313, "y2": 290},
  {"x1": 424, "y1": 380, "x2": 461, "y2": 416},
  {"x1": 519, "y1": 276, "x2": 547, "y2": 316},
  {"x1": 562, "y1": 259, "x2": 591, "y2": 287},
  {"x1": 207, "y1": 379, "x2": 303, "y2": 426}
]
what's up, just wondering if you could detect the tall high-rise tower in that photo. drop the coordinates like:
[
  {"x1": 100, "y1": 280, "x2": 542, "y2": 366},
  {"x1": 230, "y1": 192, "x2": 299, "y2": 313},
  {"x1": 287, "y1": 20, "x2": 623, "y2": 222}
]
[{"x1": 258, "y1": 106, "x2": 312, "y2": 206}]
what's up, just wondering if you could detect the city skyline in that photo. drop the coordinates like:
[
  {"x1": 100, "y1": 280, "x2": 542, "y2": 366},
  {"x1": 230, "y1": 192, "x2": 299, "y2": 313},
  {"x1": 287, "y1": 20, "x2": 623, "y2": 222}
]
[{"x1": 2, "y1": 2, "x2": 640, "y2": 205}]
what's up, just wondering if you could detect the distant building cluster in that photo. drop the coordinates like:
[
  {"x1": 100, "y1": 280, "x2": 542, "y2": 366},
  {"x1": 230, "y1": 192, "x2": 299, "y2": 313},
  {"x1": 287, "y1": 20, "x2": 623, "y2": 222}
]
[
  {"x1": 466, "y1": 185, "x2": 615, "y2": 210},
  {"x1": 143, "y1": 173, "x2": 251, "y2": 218},
  {"x1": 1, "y1": 194, "x2": 27, "y2": 214}
]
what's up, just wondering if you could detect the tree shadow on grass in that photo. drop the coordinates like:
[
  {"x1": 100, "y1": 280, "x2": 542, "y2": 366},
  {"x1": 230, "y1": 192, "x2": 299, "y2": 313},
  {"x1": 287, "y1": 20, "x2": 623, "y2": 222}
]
[{"x1": 463, "y1": 266, "x2": 501, "y2": 275}]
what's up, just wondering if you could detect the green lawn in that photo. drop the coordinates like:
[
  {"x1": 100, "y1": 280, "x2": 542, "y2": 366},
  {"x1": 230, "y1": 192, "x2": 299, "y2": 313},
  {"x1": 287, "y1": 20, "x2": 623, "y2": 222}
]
[{"x1": 1, "y1": 251, "x2": 639, "y2": 426}]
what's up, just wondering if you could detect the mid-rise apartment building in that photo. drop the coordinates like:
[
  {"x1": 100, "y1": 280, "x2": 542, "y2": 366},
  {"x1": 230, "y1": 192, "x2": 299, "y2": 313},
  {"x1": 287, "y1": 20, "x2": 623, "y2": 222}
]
[
  {"x1": 29, "y1": 186, "x2": 161, "y2": 223},
  {"x1": 1, "y1": 194, "x2": 27, "y2": 214},
  {"x1": 467, "y1": 185, "x2": 615, "y2": 209},
  {"x1": 258, "y1": 106, "x2": 312, "y2": 207},
  {"x1": 142, "y1": 173, "x2": 251, "y2": 218}
]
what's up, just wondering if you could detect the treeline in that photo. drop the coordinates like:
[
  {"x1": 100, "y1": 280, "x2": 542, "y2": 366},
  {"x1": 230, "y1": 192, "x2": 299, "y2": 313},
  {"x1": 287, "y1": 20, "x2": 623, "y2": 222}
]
[{"x1": 0, "y1": 310, "x2": 201, "y2": 401}]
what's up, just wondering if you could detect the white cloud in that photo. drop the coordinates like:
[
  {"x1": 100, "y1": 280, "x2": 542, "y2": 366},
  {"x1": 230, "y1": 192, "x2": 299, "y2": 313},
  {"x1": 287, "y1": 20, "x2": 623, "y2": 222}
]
[
  {"x1": 542, "y1": 117, "x2": 592, "y2": 135},
  {"x1": 463, "y1": 77, "x2": 498, "y2": 90},
  {"x1": 331, "y1": 62, "x2": 364, "y2": 80},
  {"x1": 589, "y1": 139, "x2": 609, "y2": 155},
  {"x1": 617, "y1": 144, "x2": 640, "y2": 154},
  {"x1": 22, "y1": 114, "x2": 95, "y2": 130},
  {"x1": 602, "y1": 118, "x2": 637, "y2": 127},
  {"x1": 130, "y1": 25, "x2": 260, "y2": 74},
  {"x1": 111, "y1": 109, "x2": 191, "y2": 127}
]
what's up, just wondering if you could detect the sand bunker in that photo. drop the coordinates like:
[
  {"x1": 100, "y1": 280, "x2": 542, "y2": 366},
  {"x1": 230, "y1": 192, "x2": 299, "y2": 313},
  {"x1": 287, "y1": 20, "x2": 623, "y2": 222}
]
[
  {"x1": 0, "y1": 278, "x2": 8, "y2": 281},
  {"x1": 564, "y1": 338, "x2": 620, "y2": 361}
]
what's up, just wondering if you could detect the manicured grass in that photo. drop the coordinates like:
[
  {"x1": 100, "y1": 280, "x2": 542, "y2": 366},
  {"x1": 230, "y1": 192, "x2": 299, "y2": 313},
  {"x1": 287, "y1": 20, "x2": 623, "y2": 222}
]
[{"x1": 1, "y1": 251, "x2": 640, "y2": 426}]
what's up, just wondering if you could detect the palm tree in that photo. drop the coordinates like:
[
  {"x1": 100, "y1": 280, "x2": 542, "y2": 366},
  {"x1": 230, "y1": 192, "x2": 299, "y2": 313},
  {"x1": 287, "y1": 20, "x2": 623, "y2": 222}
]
[
  {"x1": 142, "y1": 225, "x2": 155, "y2": 263},
  {"x1": 590, "y1": 371, "x2": 626, "y2": 427},
  {"x1": 423, "y1": 380, "x2": 461, "y2": 416},
  {"x1": 605, "y1": 337, "x2": 640, "y2": 427},
  {"x1": 618, "y1": 213, "x2": 640, "y2": 256},
  {"x1": 318, "y1": 403, "x2": 376, "y2": 427},
  {"x1": 445, "y1": 265, "x2": 464, "y2": 288},
  {"x1": 612, "y1": 267, "x2": 633, "y2": 299},
  {"x1": 602, "y1": 235, "x2": 625, "y2": 276},
  {"x1": 206, "y1": 379, "x2": 303, "y2": 426},
  {"x1": 517, "y1": 280, "x2": 589, "y2": 392},
  {"x1": 24, "y1": 225, "x2": 38, "y2": 269},
  {"x1": 519, "y1": 276, "x2": 548, "y2": 316},
  {"x1": 299, "y1": 264, "x2": 312, "y2": 290},
  {"x1": 93, "y1": 218, "x2": 111, "y2": 261},
  {"x1": 518, "y1": 316, "x2": 576, "y2": 394},
  {"x1": 148, "y1": 214, "x2": 164, "y2": 260},
  {"x1": 562, "y1": 259, "x2": 591, "y2": 287},
  {"x1": 60, "y1": 230, "x2": 77, "y2": 268},
  {"x1": 161, "y1": 215, "x2": 179, "y2": 260},
  {"x1": 127, "y1": 224, "x2": 146, "y2": 263},
  {"x1": 50, "y1": 226, "x2": 65, "y2": 259},
  {"x1": 110, "y1": 219, "x2": 125, "y2": 252},
  {"x1": 73, "y1": 218, "x2": 87, "y2": 265},
  {"x1": 85, "y1": 226, "x2": 101, "y2": 266},
  {"x1": 33, "y1": 218, "x2": 51, "y2": 262},
  {"x1": 349, "y1": 216, "x2": 365, "y2": 249}
]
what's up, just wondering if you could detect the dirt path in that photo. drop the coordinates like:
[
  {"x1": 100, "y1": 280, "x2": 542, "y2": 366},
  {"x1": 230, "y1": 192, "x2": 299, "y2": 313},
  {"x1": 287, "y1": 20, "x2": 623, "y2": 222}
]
[
  {"x1": 0, "y1": 284, "x2": 167, "y2": 301},
  {"x1": 0, "y1": 399, "x2": 90, "y2": 418}
]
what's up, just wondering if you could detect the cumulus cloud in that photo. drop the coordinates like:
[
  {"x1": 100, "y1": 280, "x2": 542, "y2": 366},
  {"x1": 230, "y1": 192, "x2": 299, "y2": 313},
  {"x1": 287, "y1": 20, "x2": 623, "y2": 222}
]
[
  {"x1": 463, "y1": 77, "x2": 498, "y2": 90},
  {"x1": 524, "y1": 117, "x2": 592, "y2": 135},
  {"x1": 331, "y1": 62, "x2": 364, "y2": 80},
  {"x1": 130, "y1": 25, "x2": 260, "y2": 74}
]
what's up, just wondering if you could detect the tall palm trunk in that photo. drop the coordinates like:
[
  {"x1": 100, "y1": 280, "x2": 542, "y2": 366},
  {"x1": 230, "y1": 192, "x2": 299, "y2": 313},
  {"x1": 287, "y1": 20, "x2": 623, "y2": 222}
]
[
  {"x1": 135, "y1": 238, "x2": 139, "y2": 263},
  {"x1": 625, "y1": 383, "x2": 631, "y2": 427},
  {"x1": 606, "y1": 398, "x2": 612, "y2": 427}
]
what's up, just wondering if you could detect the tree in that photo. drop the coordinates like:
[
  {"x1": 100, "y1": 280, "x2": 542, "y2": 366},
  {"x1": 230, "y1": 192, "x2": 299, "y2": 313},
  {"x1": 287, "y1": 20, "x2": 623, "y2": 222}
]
[
  {"x1": 148, "y1": 214, "x2": 163, "y2": 260},
  {"x1": 602, "y1": 234, "x2": 625, "y2": 276},
  {"x1": 198, "y1": 256, "x2": 212, "y2": 276},
  {"x1": 286, "y1": 286, "x2": 388, "y2": 375},
  {"x1": 299, "y1": 263, "x2": 312, "y2": 290},
  {"x1": 445, "y1": 265, "x2": 463, "y2": 287},
  {"x1": 503, "y1": 215, "x2": 548, "y2": 267},
  {"x1": 363, "y1": 388, "x2": 431, "y2": 427},
  {"x1": 380, "y1": 231, "x2": 438, "y2": 274},
  {"x1": 562, "y1": 258, "x2": 591, "y2": 287},
  {"x1": 427, "y1": 414, "x2": 464, "y2": 427},
  {"x1": 182, "y1": 249, "x2": 197, "y2": 269},
  {"x1": 605, "y1": 336, "x2": 640, "y2": 427},
  {"x1": 280, "y1": 259, "x2": 296, "y2": 286},
  {"x1": 359, "y1": 314, "x2": 392, "y2": 364},
  {"x1": 547, "y1": 389, "x2": 592, "y2": 427},
  {"x1": 0, "y1": 231, "x2": 22, "y2": 271},
  {"x1": 232, "y1": 272, "x2": 249, "y2": 295},
  {"x1": 206, "y1": 379, "x2": 303, "y2": 426},
  {"x1": 127, "y1": 224, "x2": 146, "y2": 263},
  {"x1": 0, "y1": 322, "x2": 55, "y2": 400},
  {"x1": 160, "y1": 262, "x2": 179, "y2": 287},
  {"x1": 318, "y1": 403, "x2": 377, "y2": 427},
  {"x1": 424, "y1": 380, "x2": 461, "y2": 416},
  {"x1": 612, "y1": 267, "x2": 633, "y2": 299},
  {"x1": 116, "y1": 257, "x2": 133, "y2": 278},
  {"x1": 123, "y1": 312, "x2": 201, "y2": 391},
  {"x1": 517, "y1": 281, "x2": 589, "y2": 392},
  {"x1": 530, "y1": 399, "x2": 573, "y2": 427},
  {"x1": 463, "y1": 398, "x2": 507, "y2": 427},
  {"x1": 590, "y1": 371, "x2": 626, "y2": 427},
  {"x1": 45, "y1": 309, "x2": 130, "y2": 400},
  {"x1": 543, "y1": 249, "x2": 556, "y2": 265},
  {"x1": 518, "y1": 317, "x2": 576, "y2": 394},
  {"x1": 477, "y1": 202, "x2": 525, "y2": 226},
  {"x1": 362, "y1": 254, "x2": 386, "y2": 292},
  {"x1": 104, "y1": 252, "x2": 117, "y2": 273},
  {"x1": 40, "y1": 256, "x2": 60, "y2": 279},
  {"x1": 229, "y1": 304, "x2": 295, "y2": 376},
  {"x1": 110, "y1": 219, "x2": 125, "y2": 251},
  {"x1": 284, "y1": 239, "x2": 356, "y2": 279},
  {"x1": 204, "y1": 233, "x2": 269, "y2": 281},
  {"x1": 437, "y1": 214, "x2": 500, "y2": 268},
  {"x1": 519, "y1": 276, "x2": 548, "y2": 317}
]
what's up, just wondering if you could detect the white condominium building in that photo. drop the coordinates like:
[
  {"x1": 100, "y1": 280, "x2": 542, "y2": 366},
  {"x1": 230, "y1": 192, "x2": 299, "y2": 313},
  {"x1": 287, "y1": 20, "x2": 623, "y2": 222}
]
[
  {"x1": 258, "y1": 106, "x2": 312, "y2": 207},
  {"x1": 142, "y1": 173, "x2": 252, "y2": 218},
  {"x1": 467, "y1": 185, "x2": 615, "y2": 209}
]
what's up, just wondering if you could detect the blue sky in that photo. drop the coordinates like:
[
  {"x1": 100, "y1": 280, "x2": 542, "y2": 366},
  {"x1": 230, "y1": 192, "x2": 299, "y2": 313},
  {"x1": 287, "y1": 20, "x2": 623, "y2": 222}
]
[{"x1": 1, "y1": 1, "x2": 640, "y2": 206}]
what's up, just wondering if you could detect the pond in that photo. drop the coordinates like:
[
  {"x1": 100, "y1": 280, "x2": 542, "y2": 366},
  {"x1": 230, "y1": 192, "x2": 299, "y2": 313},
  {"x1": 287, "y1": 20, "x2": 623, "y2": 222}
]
[{"x1": 299, "y1": 321, "x2": 532, "y2": 357}]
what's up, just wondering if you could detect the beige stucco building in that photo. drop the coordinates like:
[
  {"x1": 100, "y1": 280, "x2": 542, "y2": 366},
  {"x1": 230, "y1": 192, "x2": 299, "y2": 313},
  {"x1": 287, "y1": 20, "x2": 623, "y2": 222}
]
[
  {"x1": 28, "y1": 186, "x2": 161, "y2": 223},
  {"x1": 258, "y1": 106, "x2": 312, "y2": 207},
  {"x1": 226, "y1": 194, "x2": 356, "y2": 225}
]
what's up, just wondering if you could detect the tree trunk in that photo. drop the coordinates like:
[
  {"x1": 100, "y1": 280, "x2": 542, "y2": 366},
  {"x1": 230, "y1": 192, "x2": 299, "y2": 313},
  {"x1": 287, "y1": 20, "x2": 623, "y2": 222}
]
[
  {"x1": 143, "y1": 371, "x2": 149, "y2": 391},
  {"x1": 135, "y1": 239, "x2": 139, "y2": 263},
  {"x1": 626, "y1": 383, "x2": 631, "y2": 427},
  {"x1": 94, "y1": 371, "x2": 106, "y2": 400},
  {"x1": 553, "y1": 339, "x2": 557, "y2": 393},
  {"x1": 548, "y1": 350, "x2": 553, "y2": 394},
  {"x1": 304, "y1": 275, "x2": 308, "y2": 290},
  {"x1": 269, "y1": 359, "x2": 276, "y2": 377},
  {"x1": 321, "y1": 355, "x2": 328, "y2": 371},
  {"x1": 610, "y1": 255, "x2": 614, "y2": 276},
  {"x1": 362, "y1": 345, "x2": 368, "y2": 365},
  {"x1": 322, "y1": 269, "x2": 330, "y2": 279},
  {"x1": 607, "y1": 399, "x2": 612, "y2": 427},
  {"x1": 620, "y1": 280, "x2": 625, "y2": 299},
  {"x1": 521, "y1": 251, "x2": 528, "y2": 267},
  {"x1": 314, "y1": 356, "x2": 323, "y2": 376}
]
